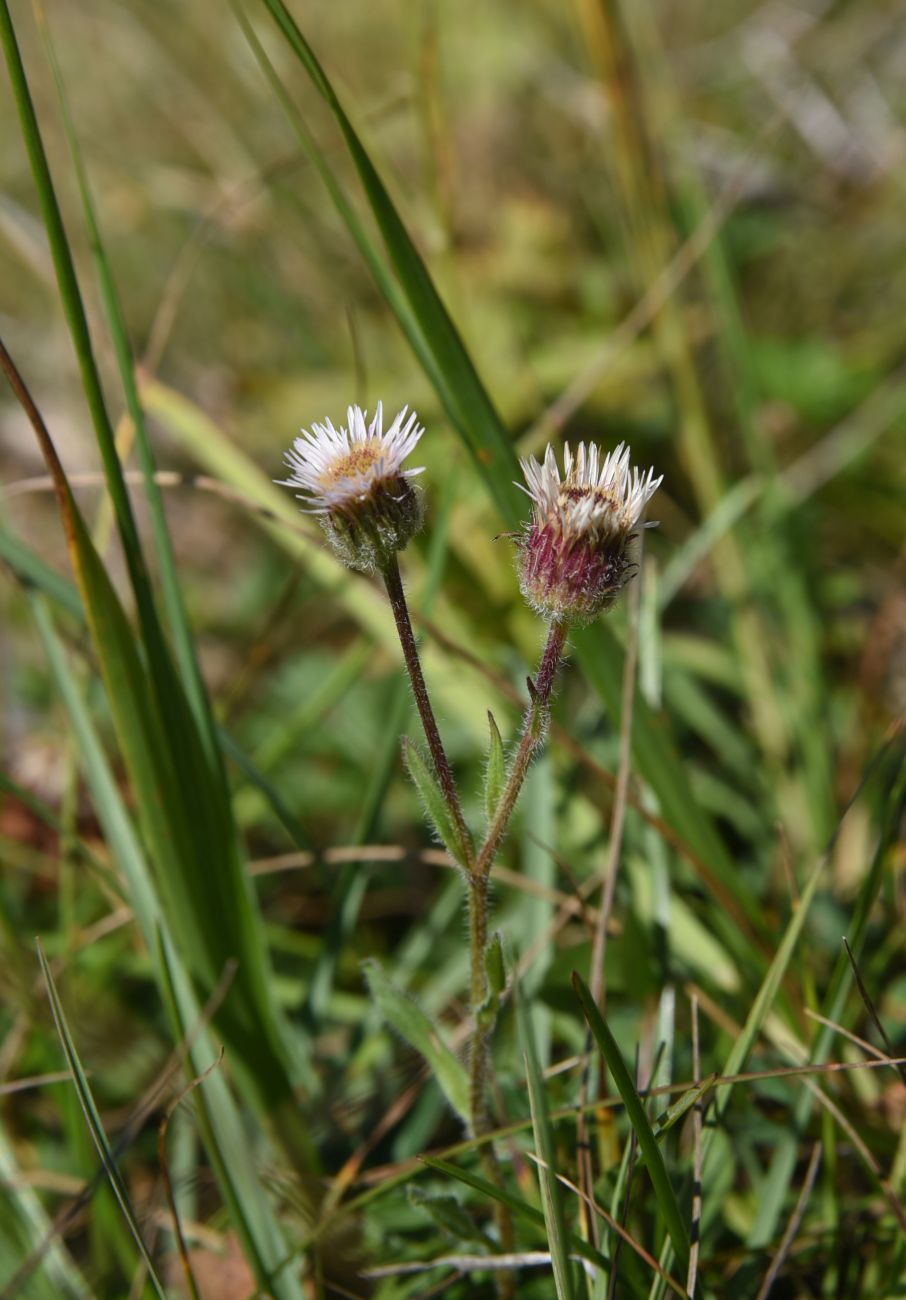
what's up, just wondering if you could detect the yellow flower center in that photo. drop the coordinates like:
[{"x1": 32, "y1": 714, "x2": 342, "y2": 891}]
[{"x1": 319, "y1": 442, "x2": 382, "y2": 486}]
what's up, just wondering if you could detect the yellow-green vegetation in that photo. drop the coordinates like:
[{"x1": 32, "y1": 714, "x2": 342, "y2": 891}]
[{"x1": 1, "y1": 1, "x2": 904, "y2": 1297}]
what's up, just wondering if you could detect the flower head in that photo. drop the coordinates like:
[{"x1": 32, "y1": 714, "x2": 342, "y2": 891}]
[
  {"x1": 279, "y1": 403, "x2": 425, "y2": 572},
  {"x1": 515, "y1": 441, "x2": 662, "y2": 622}
]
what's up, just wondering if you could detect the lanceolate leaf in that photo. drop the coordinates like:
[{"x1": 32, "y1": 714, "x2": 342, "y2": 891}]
[
  {"x1": 484, "y1": 711, "x2": 506, "y2": 826},
  {"x1": 363, "y1": 959, "x2": 470, "y2": 1123},
  {"x1": 403, "y1": 736, "x2": 472, "y2": 867}
]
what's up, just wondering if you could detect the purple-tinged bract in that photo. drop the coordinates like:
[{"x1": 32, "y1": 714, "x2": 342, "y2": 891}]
[{"x1": 516, "y1": 441, "x2": 662, "y2": 622}]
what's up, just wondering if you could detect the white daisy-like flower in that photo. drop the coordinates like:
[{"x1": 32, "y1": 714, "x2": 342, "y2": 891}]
[
  {"x1": 278, "y1": 403, "x2": 425, "y2": 572},
  {"x1": 515, "y1": 440, "x2": 662, "y2": 622}
]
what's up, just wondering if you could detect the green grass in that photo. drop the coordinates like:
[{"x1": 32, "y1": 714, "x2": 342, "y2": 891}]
[{"x1": 1, "y1": 0, "x2": 905, "y2": 1296}]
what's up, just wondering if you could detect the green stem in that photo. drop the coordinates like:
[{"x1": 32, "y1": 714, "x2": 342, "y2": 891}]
[
  {"x1": 381, "y1": 554, "x2": 474, "y2": 870},
  {"x1": 475, "y1": 619, "x2": 568, "y2": 880}
]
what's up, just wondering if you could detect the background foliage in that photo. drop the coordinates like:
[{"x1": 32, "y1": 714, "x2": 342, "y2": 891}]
[{"x1": 1, "y1": 0, "x2": 904, "y2": 1296}]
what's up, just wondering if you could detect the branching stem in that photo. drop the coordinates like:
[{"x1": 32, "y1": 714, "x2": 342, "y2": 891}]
[{"x1": 383, "y1": 562, "x2": 568, "y2": 1293}]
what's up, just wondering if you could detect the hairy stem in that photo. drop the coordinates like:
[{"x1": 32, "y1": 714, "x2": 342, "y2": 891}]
[
  {"x1": 381, "y1": 554, "x2": 474, "y2": 870},
  {"x1": 475, "y1": 619, "x2": 568, "y2": 879},
  {"x1": 467, "y1": 871, "x2": 491, "y2": 1132}
]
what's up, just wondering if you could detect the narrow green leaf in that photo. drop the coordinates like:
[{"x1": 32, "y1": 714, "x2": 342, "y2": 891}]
[
  {"x1": 650, "y1": 1078, "x2": 717, "y2": 1140},
  {"x1": 28, "y1": 591, "x2": 161, "y2": 936},
  {"x1": 2, "y1": 0, "x2": 308, "y2": 1139},
  {"x1": 403, "y1": 736, "x2": 471, "y2": 867},
  {"x1": 477, "y1": 932, "x2": 505, "y2": 1033},
  {"x1": 484, "y1": 710, "x2": 506, "y2": 826},
  {"x1": 36, "y1": 941, "x2": 168, "y2": 1299},
  {"x1": 572, "y1": 972, "x2": 690, "y2": 1277},
  {"x1": 4, "y1": 521, "x2": 313, "y2": 857},
  {"x1": 0, "y1": 1116, "x2": 90, "y2": 1299},
  {"x1": 485, "y1": 933, "x2": 506, "y2": 1002},
  {"x1": 0, "y1": 523, "x2": 82, "y2": 618},
  {"x1": 363, "y1": 959, "x2": 469, "y2": 1123},
  {"x1": 516, "y1": 987, "x2": 577, "y2": 1300},
  {"x1": 0, "y1": 0, "x2": 160, "y2": 660}
]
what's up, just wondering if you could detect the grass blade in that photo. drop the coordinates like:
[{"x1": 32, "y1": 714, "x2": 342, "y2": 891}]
[
  {"x1": 572, "y1": 972, "x2": 690, "y2": 1277},
  {"x1": 155, "y1": 932, "x2": 308, "y2": 1300},
  {"x1": 516, "y1": 986, "x2": 577, "y2": 1300},
  {"x1": 36, "y1": 941, "x2": 168, "y2": 1299}
]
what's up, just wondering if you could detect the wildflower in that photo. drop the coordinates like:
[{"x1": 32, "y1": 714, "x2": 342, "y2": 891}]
[
  {"x1": 279, "y1": 403, "x2": 425, "y2": 572},
  {"x1": 516, "y1": 441, "x2": 662, "y2": 622}
]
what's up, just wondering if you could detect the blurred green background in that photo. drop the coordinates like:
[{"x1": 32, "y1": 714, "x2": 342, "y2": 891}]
[{"x1": 1, "y1": 0, "x2": 905, "y2": 1296}]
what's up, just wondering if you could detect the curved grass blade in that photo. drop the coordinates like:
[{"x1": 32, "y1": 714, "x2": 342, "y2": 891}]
[
  {"x1": 36, "y1": 941, "x2": 168, "y2": 1299},
  {"x1": 0, "y1": 523, "x2": 82, "y2": 619},
  {"x1": 748, "y1": 733, "x2": 906, "y2": 1246},
  {"x1": 572, "y1": 972, "x2": 690, "y2": 1278},
  {"x1": 0, "y1": 1117, "x2": 91, "y2": 1300},
  {"x1": 29, "y1": 587, "x2": 309, "y2": 1297}
]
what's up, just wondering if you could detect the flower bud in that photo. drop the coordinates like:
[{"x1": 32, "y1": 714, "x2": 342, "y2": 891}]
[
  {"x1": 278, "y1": 403, "x2": 424, "y2": 572},
  {"x1": 515, "y1": 441, "x2": 662, "y2": 623}
]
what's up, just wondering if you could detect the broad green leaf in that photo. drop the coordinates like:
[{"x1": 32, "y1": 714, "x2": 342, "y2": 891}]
[
  {"x1": 363, "y1": 959, "x2": 469, "y2": 1123},
  {"x1": 403, "y1": 736, "x2": 471, "y2": 868},
  {"x1": 573, "y1": 972, "x2": 690, "y2": 1277},
  {"x1": 484, "y1": 711, "x2": 506, "y2": 826}
]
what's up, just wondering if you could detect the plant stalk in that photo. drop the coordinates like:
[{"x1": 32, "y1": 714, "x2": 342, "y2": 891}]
[
  {"x1": 381, "y1": 554, "x2": 474, "y2": 870},
  {"x1": 475, "y1": 619, "x2": 568, "y2": 880}
]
